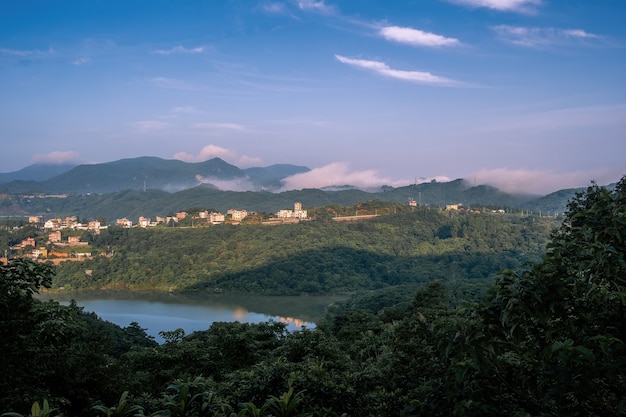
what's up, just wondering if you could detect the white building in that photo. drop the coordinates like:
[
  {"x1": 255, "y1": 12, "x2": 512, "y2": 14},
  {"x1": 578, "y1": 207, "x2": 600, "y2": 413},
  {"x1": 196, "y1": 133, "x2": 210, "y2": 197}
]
[
  {"x1": 210, "y1": 212, "x2": 225, "y2": 224},
  {"x1": 276, "y1": 202, "x2": 307, "y2": 219},
  {"x1": 228, "y1": 209, "x2": 248, "y2": 221}
]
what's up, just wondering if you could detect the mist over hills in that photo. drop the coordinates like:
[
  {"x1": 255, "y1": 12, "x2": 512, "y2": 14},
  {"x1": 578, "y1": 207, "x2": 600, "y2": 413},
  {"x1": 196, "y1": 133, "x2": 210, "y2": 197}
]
[
  {"x1": 0, "y1": 157, "x2": 310, "y2": 194},
  {"x1": 0, "y1": 156, "x2": 590, "y2": 220}
]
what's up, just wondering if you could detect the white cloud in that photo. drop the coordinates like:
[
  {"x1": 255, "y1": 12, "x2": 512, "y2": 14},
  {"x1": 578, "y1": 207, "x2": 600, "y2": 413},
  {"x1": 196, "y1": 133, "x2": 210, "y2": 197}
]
[
  {"x1": 32, "y1": 151, "x2": 80, "y2": 165},
  {"x1": 152, "y1": 45, "x2": 205, "y2": 55},
  {"x1": 194, "y1": 175, "x2": 258, "y2": 192},
  {"x1": 492, "y1": 25, "x2": 601, "y2": 47},
  {"x1": 278, "y1": 162, "x2": 411, "y2": 191},
  {"x1": 260, "y1": 2, "x2": 288, "y2": 14},
  {"x1": 297, "y1": 0, "x2": 336, "y2": 15},
  {"x1": 192, "y1": 122, "x2": 246, "y2": 131},
  {"x1": 335, "y1": 55, "x2": 460, "y2": 86},
  {"x1": 72, "y1": 57, "x2": 91, "y2": 65},
  {"x1": 173, "y1": 144, "x2": 263, "y2": 168},
  {"x1": 133, "y1": 120, "x2": 170, "y2": 132},
  {"x1": 0, "y1": 46, "x2": 56, "y2": 57},
  {"x1": 469, "y1": 168, "x2": 621, "y2": 195},
  {"x1": 447, "y1": 0, "x2": 542, "y2": 13},
  {"x1": 0, "y1": 47, "x2": 33, "y2": 56},
  {"x1": 379, "y1": 26, "x2": 460, "y2": 47}
]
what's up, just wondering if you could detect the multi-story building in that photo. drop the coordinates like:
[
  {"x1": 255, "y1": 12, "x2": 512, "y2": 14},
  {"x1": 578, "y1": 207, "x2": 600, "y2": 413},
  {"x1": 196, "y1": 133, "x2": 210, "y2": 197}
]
[
  {"x1": 276, "y1": 202, "x2": 307, "y2": 219},
  {"x1": 210, "y1": 212, "x2": 225, "y2": 224},
  {"x1": 116, "y1": 218, "x2": 133, "y2": 228},
  {"x1": 228, "y1": 209, "x2": 248, "y2": 221}
]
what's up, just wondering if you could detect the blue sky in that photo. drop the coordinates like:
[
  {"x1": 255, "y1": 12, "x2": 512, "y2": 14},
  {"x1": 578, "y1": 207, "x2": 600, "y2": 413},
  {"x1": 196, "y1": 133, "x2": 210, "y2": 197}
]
[{"x1": 1, "y1": 0, "x2": 624, "y2": 194}]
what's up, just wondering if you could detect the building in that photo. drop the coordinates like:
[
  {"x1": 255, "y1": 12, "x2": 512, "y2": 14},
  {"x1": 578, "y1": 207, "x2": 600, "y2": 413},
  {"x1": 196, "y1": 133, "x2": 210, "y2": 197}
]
[
  {"x1": 116, "y1": 218, "x2": 133, "y2": 228},
  {"x1": 48, "y1": 230, "x2": 62, "y2": 243},
  {"x1": 138, "y1": 216, "x2": 151, "y2": 227},
  {"x1": 210, "y1": 212, "x2": 225, "y2": 224},
  {"x1": 276, "y1": 202, "x2": 308, "y2": 219},
  {"x1": 228, "y1": 209, "x2": 248, "y2": 221},
  {"x1": 44, "y1": 218, "x2": 62, "y2": 230}
]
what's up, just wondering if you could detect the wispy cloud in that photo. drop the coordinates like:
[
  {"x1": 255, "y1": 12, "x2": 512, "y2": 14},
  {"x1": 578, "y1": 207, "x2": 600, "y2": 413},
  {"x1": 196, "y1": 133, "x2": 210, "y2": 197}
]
[
  {"x1": 192, "y1": 122, "x2": 247, "y2": 131},
  {"x1": 446, "y1": 0, "x2": 542, "y2": 13},
  {"x1": 32, "y1": 151, "x2": 80, "y2": 165},
  {"x1": 493, "y1": 25, "x2": 601, "y2": 47},
  {"x1": 152, "y1": 45, "x2": 205, "y2": 55},
  {"x1": 335, "y1": 54, "x2": 460, "y2": 86},
  {"x1": 71, "y1": 57, "x2": 91, "y2": 65},
  {"x1": 379, "y1": 26, "x2": 460, "y2": 47},
  {"x1": 133, "y1": 120, "x2": 170, "y2": 132},
  {"x1": 0, "y1": 46, "x2": 56, "y2": 57},
  {"x1": 278, "y1": 162, "x2": 411, "y2": 191},
  {"x1": 174, "y1": 144, "x2": 263, "y2": 167},
  {"x1": 260, "y1": 2, "x2": 288, "y2": 14},
  {"x1": 478, "y1": 104, "x2": 626, "y2": 134},
  {"x1": 469, "y1": 167, "x2": 620, "y2": 195},
  {"x1": 171, "y1": 106, "x2": 199, "y2": 114},
  {"x1": 150, "y1": 77, "x2": 196, "y2": 91},
  {"x1": 296, "y1": 0, "x2": 336, "y2": 15}
]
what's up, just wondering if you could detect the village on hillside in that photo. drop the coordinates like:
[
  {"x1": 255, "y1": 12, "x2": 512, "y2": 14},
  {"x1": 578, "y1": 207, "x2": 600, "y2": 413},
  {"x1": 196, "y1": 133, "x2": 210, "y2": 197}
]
[
  {"x1": 3, "y1": 202, "x2": 309, "y2": 264},
  {"x1": 2, "y1": 199, "x2": 506, "y2": 265}
]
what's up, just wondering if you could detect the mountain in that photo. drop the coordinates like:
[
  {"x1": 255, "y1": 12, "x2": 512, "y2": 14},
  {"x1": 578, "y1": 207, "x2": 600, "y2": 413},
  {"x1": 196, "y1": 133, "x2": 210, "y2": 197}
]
[
  {"x1": 0, "y1": 163, "x2": 76, "y2": 184},
  {"x1": 0, "y1": 157, "x2": 310, "y2": 194},
  {"x1": 0, "y1": 177, "x2": 548, "y2": 221},
  {"x1": 0, "y1": 156, "x2": 605, "y2": 220}
]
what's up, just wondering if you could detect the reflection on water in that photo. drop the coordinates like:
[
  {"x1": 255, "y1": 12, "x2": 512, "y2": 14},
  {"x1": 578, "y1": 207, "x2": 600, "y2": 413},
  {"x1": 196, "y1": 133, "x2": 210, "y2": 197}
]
[{"x1": 39, "y1": 291, "x2": 346, "y2": 343}]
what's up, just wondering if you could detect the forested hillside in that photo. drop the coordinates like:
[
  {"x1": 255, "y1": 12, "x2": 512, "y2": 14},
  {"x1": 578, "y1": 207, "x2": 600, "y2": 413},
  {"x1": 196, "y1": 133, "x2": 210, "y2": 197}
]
[
  {"x1": 1, "y1": 177, "x2": 569, "y2": 221},
  {"x1": 2, "y1": 177, "x2": 625, "y2": 416},
  {"x1": 52, "y1": 206, "x2": 555, "y2": 298}
]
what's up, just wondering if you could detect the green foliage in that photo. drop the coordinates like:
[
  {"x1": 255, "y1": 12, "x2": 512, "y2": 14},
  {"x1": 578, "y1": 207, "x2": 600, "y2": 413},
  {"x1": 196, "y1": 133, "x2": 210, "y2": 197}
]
[
  {"x1": 5, "y1": 178, "x2": 625, "y2": 417},
  {"x1": 1, "y1": 400, "x2": 62, "y2": 417},
  {"x1": 438, "y1": 178, "x2": 626, "y2": 416},
  {"x1": 52, "y1": 208, "x2": 554, "y2": 298},
  {"x1": 91, "y1": 392, "x2": 144, "y2": 417}
]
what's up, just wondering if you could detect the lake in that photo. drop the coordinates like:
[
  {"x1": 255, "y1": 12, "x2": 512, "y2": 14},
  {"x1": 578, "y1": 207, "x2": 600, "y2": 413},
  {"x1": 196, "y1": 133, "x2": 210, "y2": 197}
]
[{"x1": 38, "y1": 291, "x2": 347, "y2": 343}]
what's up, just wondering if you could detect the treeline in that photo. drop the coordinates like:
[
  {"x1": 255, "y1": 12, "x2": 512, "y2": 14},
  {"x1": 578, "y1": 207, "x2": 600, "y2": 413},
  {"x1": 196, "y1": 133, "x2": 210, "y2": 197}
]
[
  {"x1": 2, "y1": 178, "x2": 626, "y2": 416},
  {"x1": 52, "y1": 206, "x2": 555, "y2": 297}
]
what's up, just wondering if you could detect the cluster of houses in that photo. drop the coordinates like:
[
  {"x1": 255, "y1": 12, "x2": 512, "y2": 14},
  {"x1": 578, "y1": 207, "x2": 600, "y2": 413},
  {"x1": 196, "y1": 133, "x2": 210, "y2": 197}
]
[
  {"x1": 3, "y1": 203, "x2": 309, "y2": 263},
  {"x1": 115, "y1": 203, "x2": 308, "y2": 228}
]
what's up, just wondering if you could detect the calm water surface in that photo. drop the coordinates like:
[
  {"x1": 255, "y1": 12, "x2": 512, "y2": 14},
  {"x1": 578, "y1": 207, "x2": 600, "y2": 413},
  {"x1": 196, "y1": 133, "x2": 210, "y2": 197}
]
[{"x1": 39, "y1": 291, "x2": 346, "y2": 343}]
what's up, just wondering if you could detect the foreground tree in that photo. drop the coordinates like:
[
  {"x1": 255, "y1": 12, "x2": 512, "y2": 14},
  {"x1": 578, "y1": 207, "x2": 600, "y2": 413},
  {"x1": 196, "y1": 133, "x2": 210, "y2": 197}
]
[{"x1": 442, "y1": 177, "x2": 626, "y2": 416}]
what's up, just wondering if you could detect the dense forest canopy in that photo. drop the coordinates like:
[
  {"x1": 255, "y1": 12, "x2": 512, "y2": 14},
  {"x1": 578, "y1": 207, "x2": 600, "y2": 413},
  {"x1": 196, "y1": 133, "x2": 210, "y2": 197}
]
[
  {"x1": 8, "y1": 204, "x2": 556, "y2": 299},
  {"x1": 2, "y1": 177, "x2": 625, "y2": 416}
]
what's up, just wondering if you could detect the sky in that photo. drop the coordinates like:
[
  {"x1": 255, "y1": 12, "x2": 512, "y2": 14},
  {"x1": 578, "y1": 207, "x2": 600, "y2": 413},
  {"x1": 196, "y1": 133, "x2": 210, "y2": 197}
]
[{"x1": 1, "y1": 0, "x2": 625, "y2": 195}]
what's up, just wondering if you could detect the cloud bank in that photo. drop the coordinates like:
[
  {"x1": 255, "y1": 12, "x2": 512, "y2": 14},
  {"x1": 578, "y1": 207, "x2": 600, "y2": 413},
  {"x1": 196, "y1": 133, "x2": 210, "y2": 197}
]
[
  {"x1": 469, "y1": 168, "x2": 622, "y2": 195},
  {"x1": 32, "y1": 151, "x2": 80, "y2": 165},
  {"x1": 279, "y1": 162, "x2": 418, "y2": 191},
  {"x1": 335, "y1": 55, "x2": 460, "y2": 86}
]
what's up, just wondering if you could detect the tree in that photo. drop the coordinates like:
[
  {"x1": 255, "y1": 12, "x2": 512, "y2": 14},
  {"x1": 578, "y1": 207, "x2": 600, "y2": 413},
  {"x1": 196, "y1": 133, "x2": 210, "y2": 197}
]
[{"x1": 442, "y1": 177, "x2": 626, "y2": 416}]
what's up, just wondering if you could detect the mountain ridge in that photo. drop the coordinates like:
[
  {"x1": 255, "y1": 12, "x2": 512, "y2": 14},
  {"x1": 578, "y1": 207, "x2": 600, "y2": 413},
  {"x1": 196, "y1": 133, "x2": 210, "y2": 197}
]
[
  {"x1": 0, "y1": 156, "x2": 600, "y2": 219},
  {"x1": 0, "y1": 157, "x2": 310, "y2": 194}
]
